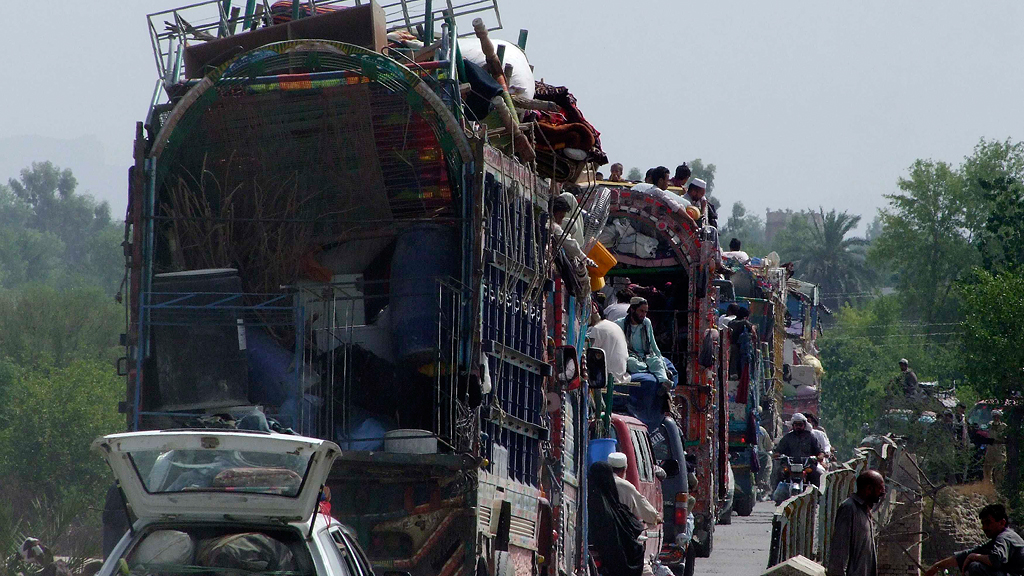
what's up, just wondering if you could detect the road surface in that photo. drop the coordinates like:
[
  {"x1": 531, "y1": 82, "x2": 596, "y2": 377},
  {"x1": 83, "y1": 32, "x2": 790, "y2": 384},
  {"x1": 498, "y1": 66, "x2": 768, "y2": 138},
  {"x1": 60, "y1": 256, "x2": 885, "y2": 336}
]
[{"x1": 694, "y1": 500, "x2": 775, "y2": 576}]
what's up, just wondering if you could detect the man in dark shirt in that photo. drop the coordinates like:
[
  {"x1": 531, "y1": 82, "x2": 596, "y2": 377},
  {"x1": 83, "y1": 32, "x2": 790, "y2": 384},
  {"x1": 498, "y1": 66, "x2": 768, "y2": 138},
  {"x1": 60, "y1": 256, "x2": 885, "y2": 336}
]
[
  {"x1": 925, "y1": 503, "x2": 1024, "y2": 576},
  {"x1": 827, "y1": 470, "x2": 886, "y2": 576},
  {"x1": 773, "y1": 413, "x2": 825, "y2": 486},
  {"x1": 899, "y1": 358, "x2": 919, "y2": 398}
]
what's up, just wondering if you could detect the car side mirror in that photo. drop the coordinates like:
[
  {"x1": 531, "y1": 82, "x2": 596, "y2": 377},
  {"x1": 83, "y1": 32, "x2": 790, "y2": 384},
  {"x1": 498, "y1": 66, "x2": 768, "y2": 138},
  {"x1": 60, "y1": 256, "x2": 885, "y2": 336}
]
[
  {"x1": 556, "y1": 346, "x2": 581, "y2": 390},
  {"x1": 659, "y1": 458, "x2": 680, "y2": 478},
  {"x1": 585, "y1": 347, "x2": 608, "y2": 390}
]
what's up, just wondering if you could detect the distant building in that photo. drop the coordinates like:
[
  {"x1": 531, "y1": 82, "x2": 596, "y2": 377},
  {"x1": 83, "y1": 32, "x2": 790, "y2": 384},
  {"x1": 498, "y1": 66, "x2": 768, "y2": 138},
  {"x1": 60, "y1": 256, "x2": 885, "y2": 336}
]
[{"x1": 764, "y1": 209, "x2": 824, "y2": 244}]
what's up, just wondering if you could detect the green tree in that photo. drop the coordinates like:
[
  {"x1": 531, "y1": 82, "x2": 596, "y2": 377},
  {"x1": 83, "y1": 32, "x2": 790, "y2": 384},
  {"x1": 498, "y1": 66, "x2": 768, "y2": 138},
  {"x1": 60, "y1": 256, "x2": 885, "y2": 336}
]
[
  {"x1": 974, "y1": 176, "x2": 1024, "y2": 274},
  {"x1": 627, "y1": 167, "x2": 643, "y2": 181},
  {"x1": 720, "y1": 202, "x2": 767, "y2": 256},
  {"x1": 796, "y1": 208, "x2": 875, "y2": 311},
  {"x1": 688, "y1": 158, "x2": 716, "y2": 194},
  {"x1": 957, "y1": 270, "x2": 1024, "y2": 517},
  {"x1": 865, "y1": 215, "x2": 883, "y2": 242},
  {"x1": 5, "y1": 162, "x2": 122, "y2": 294},
  {"x1": 0, "y1": 284, "x2": 121, "y2": 368},
  {"x1": 870, "y1": 159, "x2": 978, "y2": 324},
  {"x1": 0, "y1": 358, "x2": 124, "y2": 539},
  {"x1": 770, "y1": 211, "x2": 815, "y2": 262}
]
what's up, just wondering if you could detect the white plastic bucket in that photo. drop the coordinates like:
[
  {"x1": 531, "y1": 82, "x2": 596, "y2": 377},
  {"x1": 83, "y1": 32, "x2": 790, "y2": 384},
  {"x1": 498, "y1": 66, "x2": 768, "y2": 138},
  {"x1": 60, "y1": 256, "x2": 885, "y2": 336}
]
[{"x1": 384, "y1": 429, "x2": 438, "y2": 454}]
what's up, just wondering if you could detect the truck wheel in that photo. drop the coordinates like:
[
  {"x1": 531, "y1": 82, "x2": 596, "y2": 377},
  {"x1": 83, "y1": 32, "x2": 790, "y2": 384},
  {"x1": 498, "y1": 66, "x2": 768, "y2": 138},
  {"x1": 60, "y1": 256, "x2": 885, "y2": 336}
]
[
  {"x1": 693, "y1": 520, "x2": 714, "y2": 558},
  {"x1": 719, "y1": 507, "x2": 732, "y2": 525},
  {"x1": 735, "y1": 489, "x2": 755, "y2": 517},
  {"x1": 683, "y1": 543, "x2": 696, "y2": 576}
]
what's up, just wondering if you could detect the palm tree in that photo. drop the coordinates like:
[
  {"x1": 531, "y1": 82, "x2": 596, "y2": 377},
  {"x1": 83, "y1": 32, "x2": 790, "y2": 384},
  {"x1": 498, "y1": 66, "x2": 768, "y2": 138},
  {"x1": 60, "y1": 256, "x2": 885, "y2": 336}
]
[{"x1": 794, "y1": 208, "x2": 875, "y2": 311}]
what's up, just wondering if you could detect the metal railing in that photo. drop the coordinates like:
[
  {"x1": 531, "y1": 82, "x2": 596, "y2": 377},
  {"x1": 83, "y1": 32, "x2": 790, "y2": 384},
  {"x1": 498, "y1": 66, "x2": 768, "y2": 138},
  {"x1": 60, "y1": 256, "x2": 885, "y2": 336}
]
[{"x1": 768, "y1": 437, "x2": 905, "y2": 568}]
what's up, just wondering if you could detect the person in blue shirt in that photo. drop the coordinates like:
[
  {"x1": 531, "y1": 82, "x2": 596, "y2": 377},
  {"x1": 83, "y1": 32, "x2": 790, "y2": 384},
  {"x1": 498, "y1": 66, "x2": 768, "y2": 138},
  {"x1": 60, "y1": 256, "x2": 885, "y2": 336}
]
[{"x1": 614, "y1": 297, "x2": 671, "y2": 386}]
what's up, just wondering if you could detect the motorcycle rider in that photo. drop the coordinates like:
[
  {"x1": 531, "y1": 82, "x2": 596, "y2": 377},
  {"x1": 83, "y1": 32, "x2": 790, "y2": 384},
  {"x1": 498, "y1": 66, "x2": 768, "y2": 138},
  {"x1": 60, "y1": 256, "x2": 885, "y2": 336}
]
[{"x1": 773, "y1": 413, "x2": 825, "y2": 488}]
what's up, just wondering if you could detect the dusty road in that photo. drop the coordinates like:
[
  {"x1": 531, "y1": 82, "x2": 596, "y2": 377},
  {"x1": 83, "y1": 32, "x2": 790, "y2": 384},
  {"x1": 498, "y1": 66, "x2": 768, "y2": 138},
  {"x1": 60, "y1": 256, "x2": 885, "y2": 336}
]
[{"x1": 693, "y1": 500, "x2": 775, "y2": 576}]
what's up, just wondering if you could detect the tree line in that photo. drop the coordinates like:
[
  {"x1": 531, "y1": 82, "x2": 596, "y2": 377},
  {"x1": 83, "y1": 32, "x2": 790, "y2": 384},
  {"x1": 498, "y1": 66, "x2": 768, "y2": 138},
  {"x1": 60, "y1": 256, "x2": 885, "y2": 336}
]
[
  {"x1": 717, "y1": 139, "x2": 1023, "y2": 517},
  {"x1": 0, "y1": 162, "x2": 124, "y2": 568}
]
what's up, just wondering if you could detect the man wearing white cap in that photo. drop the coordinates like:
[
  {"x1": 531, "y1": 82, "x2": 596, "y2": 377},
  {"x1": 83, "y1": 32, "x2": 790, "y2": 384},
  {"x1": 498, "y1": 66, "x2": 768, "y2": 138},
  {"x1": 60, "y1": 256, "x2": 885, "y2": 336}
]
[
  {"x1": 608, "y1": 452, "x2": 662, "y2": 526},
  {"x1": 684, "y1": 178, "x2": 718, "y2": 228}
]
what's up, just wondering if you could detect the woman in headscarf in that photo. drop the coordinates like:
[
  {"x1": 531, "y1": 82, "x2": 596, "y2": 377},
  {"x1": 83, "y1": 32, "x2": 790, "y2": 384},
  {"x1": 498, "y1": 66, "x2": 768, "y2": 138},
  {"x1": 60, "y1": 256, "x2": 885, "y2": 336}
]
[{"x1": 588, "y1": 461, "x2": 645, "y2": 576}]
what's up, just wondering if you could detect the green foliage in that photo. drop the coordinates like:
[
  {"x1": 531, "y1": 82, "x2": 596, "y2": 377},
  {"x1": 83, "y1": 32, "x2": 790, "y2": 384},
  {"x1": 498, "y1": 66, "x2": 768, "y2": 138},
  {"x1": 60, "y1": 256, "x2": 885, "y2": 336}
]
[
  {"x1": 870, "y1": 159, "x2": 978, "y2": 324},
  {"x1": 956, "y1": 270, "x2": 1024, "y2": 399},
  {"x1": 0, "y1": 358, "x2": 123, "y2": 561},
  {"x1": 3, "y1": 162, "x2": 122, "y2": 295},
  {"x1": 794, "y1": 209, "x2": 874, "y2": 311},
  {"x1": 0, "y1": 284, "x2": 121, "y2": 369},
  {"x1": 956, "y1": 269, "x2": 1024, "y2": 512},
  {"x1": 818, "y1": 297, "x2": 965, "y2": 460},
  {"x1": 688, "y1": 158, "x2": 716, "y2": 194},
  {"x1": 770, "y1": 211, "x2": 816, "y2": 261},
  {"x1": 627, "y1": 167, "x2": 643, "y2": 181},
  {"x1": 974, "y1": 176, "x2": 1024, "y2": 274},
  {"x1": 720, "y1": 202, "x2": 768, "y2": 256}
]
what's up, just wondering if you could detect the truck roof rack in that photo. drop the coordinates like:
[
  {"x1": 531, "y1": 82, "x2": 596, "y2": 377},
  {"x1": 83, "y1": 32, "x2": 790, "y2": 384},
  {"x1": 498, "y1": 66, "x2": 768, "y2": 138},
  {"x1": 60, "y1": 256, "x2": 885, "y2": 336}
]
[{"x1": 146, "y1": 0, "x2": 501, "y2": 101}]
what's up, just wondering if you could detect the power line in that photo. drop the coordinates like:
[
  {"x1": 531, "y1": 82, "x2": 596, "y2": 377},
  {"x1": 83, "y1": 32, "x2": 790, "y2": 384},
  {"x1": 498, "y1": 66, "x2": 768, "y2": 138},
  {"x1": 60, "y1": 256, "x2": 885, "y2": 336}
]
[
  {"x1": 828, "y1": 322, "x2": 960, "y2": 330},
  {"x1": 821, "y1": 331, "x2": 961, "y2": 341}
]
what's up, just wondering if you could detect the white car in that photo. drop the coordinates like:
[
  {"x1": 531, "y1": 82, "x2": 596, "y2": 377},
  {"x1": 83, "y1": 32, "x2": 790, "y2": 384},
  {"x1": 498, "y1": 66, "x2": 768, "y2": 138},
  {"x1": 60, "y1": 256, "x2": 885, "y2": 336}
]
[{"x1": 93, "y1": 430, "x2": 374, "y2": 576}]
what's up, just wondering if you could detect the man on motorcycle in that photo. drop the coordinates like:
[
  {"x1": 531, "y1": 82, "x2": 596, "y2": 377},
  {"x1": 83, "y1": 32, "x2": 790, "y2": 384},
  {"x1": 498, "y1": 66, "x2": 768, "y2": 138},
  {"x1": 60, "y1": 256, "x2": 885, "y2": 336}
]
[{"x1": 773, "y1": 413, "x2": 825, "y2": 487}]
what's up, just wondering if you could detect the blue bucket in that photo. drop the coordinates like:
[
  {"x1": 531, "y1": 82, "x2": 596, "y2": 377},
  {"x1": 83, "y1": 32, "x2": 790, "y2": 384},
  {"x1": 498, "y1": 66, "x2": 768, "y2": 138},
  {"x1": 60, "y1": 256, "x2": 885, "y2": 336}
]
[{"x1": 588, "y1": 438, "x2": 618, "y2": 467}]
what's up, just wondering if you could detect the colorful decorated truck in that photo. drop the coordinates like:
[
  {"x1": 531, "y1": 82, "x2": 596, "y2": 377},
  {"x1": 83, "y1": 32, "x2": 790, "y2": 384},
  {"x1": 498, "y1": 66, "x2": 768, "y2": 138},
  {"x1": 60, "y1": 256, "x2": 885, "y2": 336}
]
[
  {"x1": 595, "y1": 181, "x2": 724, "y2": 558},
  {"x1": 119, "y1": 2, "x2": 596, "y2": 575}
]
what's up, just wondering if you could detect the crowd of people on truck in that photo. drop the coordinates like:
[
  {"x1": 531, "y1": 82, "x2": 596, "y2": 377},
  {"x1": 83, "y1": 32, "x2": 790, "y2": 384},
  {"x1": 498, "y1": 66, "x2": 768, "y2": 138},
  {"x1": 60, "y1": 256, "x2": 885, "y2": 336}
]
[{"x1": 562, "y1": 160, "x2": 1021, "y2": 576}]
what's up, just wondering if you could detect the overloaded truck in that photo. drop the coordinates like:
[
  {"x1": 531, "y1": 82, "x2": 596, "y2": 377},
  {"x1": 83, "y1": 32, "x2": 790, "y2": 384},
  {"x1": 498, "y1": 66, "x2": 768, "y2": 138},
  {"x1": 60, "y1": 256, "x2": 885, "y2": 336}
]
[
  {"x1": 716, "y1": 258, "x2": 790, "y2": 513},
  {"x1": 594, "y1": 181, "x2": 724, "y2": 558},
  {"x1": 120, "y1": 2, "x2": 602, "y2": 575}
]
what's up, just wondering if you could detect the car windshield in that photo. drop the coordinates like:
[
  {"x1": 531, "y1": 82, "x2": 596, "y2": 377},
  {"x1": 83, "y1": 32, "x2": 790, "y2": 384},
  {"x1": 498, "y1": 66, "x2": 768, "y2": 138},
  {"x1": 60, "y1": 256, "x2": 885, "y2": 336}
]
[{"x1": 129, "y1": 448, "x2": 310, "y2": 496}]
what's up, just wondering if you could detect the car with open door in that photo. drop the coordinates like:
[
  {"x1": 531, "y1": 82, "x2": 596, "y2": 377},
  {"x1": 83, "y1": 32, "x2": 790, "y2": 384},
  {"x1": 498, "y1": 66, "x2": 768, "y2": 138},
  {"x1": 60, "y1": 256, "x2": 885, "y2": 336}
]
[{"x1": 92, "y1": 430, "x2": 371, "y2": 576}]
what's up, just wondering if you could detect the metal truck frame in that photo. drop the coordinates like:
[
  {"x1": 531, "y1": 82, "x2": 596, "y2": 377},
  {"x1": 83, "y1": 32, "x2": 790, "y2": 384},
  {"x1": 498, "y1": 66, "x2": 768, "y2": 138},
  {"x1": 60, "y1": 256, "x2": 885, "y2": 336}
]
[
  {"x1": 121, "y1": 3, "x2": 593, "y2": 575},
  {"x1": 596, "y1": 182, "x2": 723, "y2": 558}
]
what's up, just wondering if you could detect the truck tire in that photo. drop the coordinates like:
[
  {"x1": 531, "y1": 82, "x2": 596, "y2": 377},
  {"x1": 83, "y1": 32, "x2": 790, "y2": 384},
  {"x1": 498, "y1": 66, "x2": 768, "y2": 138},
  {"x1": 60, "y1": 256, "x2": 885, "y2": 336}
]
[
  {"x1": 693, "y1": 520, "x2": 714, "y2": 558},
  {"x1": 735, "y1": 488, "x2": 755, "y2": 517},
  {"x1": 670, "y1": 543, "x2": 697, "y2": 576},
  {"x1": 684, "y1": 543, "x2": 696, "y2": 576}
]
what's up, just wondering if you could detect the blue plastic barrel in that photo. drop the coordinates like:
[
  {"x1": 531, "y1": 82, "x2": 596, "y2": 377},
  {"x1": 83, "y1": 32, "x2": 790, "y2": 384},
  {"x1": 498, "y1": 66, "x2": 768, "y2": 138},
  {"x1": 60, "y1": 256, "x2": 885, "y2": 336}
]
[
  {"x1": 588, "y1": 438, "x2": 619, "y2": 467},
  {"x1": 389, "y1": 224, "x2": 458, "y2": 364}
]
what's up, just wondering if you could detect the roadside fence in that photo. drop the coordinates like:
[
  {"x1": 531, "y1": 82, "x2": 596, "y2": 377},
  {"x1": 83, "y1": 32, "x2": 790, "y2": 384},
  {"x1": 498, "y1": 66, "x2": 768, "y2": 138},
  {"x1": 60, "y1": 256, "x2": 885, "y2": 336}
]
[{"x1": 768, "y1": 436, "x2": 905, "y2": 568}]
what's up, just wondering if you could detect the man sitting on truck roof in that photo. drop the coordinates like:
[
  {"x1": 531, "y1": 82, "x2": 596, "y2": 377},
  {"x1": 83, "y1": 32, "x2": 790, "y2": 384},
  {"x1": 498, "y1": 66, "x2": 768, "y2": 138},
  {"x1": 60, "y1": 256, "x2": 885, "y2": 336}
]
[
  {"x1": 684, "y1": 178, "x2": 718, "y2": 228},
  {"x1": 668, "y1": 163, "x2": 691, "y2": 188},
  {"x1": 615, "y1": 296, "x2": 674, "y2": 386}
]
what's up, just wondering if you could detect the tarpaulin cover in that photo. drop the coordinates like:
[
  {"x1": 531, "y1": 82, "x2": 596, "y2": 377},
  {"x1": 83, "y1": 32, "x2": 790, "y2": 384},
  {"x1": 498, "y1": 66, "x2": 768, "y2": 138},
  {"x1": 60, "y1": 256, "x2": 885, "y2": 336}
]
[{"x1": 196, "y1": 533, "x2": 296, "y2": 573}]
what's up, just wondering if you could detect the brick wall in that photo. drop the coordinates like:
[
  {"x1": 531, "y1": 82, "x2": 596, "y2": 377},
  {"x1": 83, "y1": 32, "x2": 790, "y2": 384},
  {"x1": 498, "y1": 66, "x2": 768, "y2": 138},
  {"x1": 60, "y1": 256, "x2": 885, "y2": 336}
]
[{"x1": 877, "y1": 452, "x2": 923, "y2": 576}]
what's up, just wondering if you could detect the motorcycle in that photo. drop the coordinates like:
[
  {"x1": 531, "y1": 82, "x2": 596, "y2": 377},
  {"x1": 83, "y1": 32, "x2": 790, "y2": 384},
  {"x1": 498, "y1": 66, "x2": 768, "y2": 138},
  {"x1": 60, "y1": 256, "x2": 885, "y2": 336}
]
[{"x1": 773, "y1": 455, "x2": 817, "y2": 505}]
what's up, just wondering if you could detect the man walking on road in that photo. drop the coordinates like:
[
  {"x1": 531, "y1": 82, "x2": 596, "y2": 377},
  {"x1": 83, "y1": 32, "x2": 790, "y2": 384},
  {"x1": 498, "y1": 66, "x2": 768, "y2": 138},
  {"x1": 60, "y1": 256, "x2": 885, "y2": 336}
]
[
  {"x1": 924, "y1": 503, "x2": 1023, "y2": 576},
  {"x1": 826, "y1": 469, "x2": 885, "y2": 576}
]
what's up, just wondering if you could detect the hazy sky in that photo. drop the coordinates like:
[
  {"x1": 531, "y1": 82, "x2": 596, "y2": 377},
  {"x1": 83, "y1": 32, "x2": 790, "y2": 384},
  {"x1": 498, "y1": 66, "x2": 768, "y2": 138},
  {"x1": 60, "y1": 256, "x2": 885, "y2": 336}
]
[{"x1": 3, "y1": 1, "x2": 1023, "y2": 230}]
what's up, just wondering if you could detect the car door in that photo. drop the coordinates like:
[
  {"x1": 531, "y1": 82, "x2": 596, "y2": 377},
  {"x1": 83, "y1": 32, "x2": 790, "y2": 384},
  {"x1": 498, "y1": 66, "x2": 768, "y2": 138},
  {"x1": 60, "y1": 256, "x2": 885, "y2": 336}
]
[
  {"x1": 316, "y1": 527, "x2": 360, "y2": 576},
  {"x1": 628, "y1": 424, "x2": 664, "y2": 558}
]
